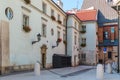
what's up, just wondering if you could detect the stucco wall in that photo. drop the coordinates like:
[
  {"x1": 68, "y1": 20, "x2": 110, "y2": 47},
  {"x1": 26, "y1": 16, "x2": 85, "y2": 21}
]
[
  {"x1": 80, "y1": 22, "x2": 97, "y2": 65},
  {"x1": 0, "y1": 0, "x2": 66, "y2": 69}
]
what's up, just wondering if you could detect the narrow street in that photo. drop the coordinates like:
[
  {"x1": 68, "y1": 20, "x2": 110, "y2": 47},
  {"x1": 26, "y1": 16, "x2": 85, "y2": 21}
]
[{"x1": 0, "y1": 65, "x2": 120, "y2": 80}]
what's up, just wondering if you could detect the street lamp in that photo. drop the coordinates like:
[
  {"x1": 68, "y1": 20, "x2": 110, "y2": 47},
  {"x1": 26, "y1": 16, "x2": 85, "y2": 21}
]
[
  {"x1": 112, "y1": 3, "x2": 120, "y2": 73},
  {"x1": 32, "y1": 33, "x2": 41, "y2": 44}
]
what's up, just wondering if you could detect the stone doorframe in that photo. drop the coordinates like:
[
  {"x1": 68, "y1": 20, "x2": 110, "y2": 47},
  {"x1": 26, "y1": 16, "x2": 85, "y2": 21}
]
[
  {"x1": 0, "y1": 20, "x2": 9, "y2": 75},
  {"x1": 41, "y1": 44, "x2": 47, "y2": 68}
]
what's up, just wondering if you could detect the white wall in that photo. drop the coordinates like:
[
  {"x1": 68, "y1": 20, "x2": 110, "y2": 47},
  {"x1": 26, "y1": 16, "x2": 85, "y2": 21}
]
[
  {"x1": 0, "y1": 0, "x2": 66, "y2": 67},
  {"x1": 80, "y1": 21, "x2": 97, "y2": 65},
  {"x1": 81, "y1": 22, "x2": 97, "y2": 51},
  {"x1": 67, "y1": 15, "x2": 81, "y2": 66}
]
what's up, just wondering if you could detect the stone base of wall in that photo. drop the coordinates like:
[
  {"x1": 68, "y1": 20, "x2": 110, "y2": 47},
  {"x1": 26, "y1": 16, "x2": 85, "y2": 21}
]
[
  {"x1": 0, "y1": 63, "x2": 53, "y2": 75},
  {"x1": 71, "y1": 62, "x2": 79, "y2": 67},
  {"x1": 45, "y1": 63, "x2": 52, "y2": 69},
  {"x1": 0, "y1": 64, "x2": 34, "y2": 75}
]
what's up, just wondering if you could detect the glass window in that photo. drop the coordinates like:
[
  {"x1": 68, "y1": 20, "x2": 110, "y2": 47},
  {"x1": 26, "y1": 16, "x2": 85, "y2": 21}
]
[
  {"x1": 57, "y1": 31, "x2": 60, "y2": 38},
  {"x1": 107, "y1": 0, "x2": 112, "y2": 2},
  {"x1": 42, "y1": 2, "x2": 47, "y2": 14},
  {"x1": 51, "y1": 28, "x2": 54, "y2": 36},
  {"x1": 23, "y1": 14, "x2": 29, "y2": 26},
  {"x1": 75, "y1": 22, "x2": 77, "y2": 29},
  {"x1": 51, "y1": 9, "x2": 54, "y2": 16},
  {"x1": 75, "y1": 36, "x2": 77, "y2": 45},
  {"x1": 81, "y1": 54, "x2": 86, "y2": 61},
  {"x1": 63, "y1": 18, "x2": 66, "y2": 26},
  {"x1": 42, "y1": 24, "x2": 46, "y2": 37},
  {"x1": 82, "y1": 38, "x2": 86, "y2": 44},
  {"x1": 111, "y1": 27, "x2": 114, "y2": 33},
  {"x1": 63, "y1": 34, "x2": 66, "y2": 41},
  {"x1": 58, "y1": 14, "x2": 60, "y2": 20},
  {"x1": 104, "y1": 31, "x2": 108, "y2": 39},
  {"x1": 82, "y1": 25, "x2": 86, "y2": 31}
]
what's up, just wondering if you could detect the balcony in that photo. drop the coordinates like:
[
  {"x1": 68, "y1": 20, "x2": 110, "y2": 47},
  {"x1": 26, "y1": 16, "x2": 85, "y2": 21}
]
[{"x1": 98, "y1": 39, "x2": 118, "y2": 46}]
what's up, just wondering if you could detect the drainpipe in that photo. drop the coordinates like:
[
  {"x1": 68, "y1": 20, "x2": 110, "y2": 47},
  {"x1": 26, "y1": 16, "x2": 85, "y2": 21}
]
[
  {"x1": 65, "y1": 14, "x2": 68, "y2": 55},
  {"x1": 118, "y1": 11, "x2": 120, "y2": 73}
]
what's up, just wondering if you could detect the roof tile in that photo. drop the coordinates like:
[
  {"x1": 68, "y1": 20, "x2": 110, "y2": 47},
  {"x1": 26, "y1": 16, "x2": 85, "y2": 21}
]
[{"x1": 76, "y1": 10, "x2": 97, "y2": 21}]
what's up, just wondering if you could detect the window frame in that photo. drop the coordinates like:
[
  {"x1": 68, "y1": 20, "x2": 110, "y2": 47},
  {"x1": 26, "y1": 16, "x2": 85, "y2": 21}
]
[
  {"x1": 42, "y1": 24, "x2": 47, "y2": 37},
  {"x1": 57, "y1": 31, "x2": 60, "y2": 39},
  {"x1": 51, "y1": 9, "x2": 54, "y2": 16},
  {"x1": 81, "y1": 53, "x2": 86, "y2": 61},
  {"x1": 23, "y1": 14, "x2": 29, "y2": 27},
  {"x1": 42, "y1": 2, "x2": 47, "y2": 14}
]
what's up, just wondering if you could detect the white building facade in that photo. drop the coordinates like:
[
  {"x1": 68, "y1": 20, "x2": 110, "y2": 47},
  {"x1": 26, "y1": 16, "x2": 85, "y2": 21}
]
[
  {"x1": 79, "y1": 22, "x2": 98, "y2": 65},
  {"x1": 76, "y1": 9, "x2": 98, "y2": 65},
  {"x1": 0, "y1": 0, "x2": 67, "y2": 74},
  {"x1": 67, "y1": 14, "x2": 81, "y2": 66}
]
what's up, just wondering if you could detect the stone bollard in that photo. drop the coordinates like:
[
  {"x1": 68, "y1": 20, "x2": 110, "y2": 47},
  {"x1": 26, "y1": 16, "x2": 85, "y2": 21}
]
[
  {"x1": 96, "y1": 64, "x2": 104, "y2": 80},
  {"x1": 107, "y1": 63, "x2": 112, "y2": 74},
  {"x1": 34, "y1": 62, "x2": 40, "y2": 76}
]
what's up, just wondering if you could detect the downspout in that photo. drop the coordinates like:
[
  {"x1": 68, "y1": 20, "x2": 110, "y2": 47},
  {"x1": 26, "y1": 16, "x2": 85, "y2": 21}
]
[{"x1": 65, "y1": 14, "x2": 68, "y2": 55}]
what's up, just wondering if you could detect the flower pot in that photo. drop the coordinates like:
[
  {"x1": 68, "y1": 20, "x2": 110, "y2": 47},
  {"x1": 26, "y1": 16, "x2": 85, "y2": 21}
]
[
  {"x1": 23, "y1": 26, "x2": 31, "y2": 32},
  {"x1": 57, "y1": 20, "x2": 62, "y2": 24},
  {"x1": 24, "y1": 0, "x2": 31, "y2": 4},
  {"x1": 51, "y1": 16, "x2": 56, "y2": 21}
]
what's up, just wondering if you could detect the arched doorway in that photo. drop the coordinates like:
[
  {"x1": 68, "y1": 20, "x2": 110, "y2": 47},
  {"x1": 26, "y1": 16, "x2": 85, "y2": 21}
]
[{"x1": 41, "y1": 44, "x2": 47, "y2": 68}]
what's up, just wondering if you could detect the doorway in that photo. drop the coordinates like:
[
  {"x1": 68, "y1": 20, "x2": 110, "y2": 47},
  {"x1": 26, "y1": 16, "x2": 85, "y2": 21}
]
[
  {"x1": 41, "y1": 44, "x2": 47, "y2": 68},
  {"x1": 42, "y1": 53, "x2": 46, "y2": 68}
]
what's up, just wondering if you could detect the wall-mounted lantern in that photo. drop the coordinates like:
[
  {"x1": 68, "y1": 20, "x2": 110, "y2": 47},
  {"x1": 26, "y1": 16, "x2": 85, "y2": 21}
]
[
  {"x1": 32, "y1": 33, "x2": 41, "y2": 45},
  {"x1": 52, "y1": 38, "x2": 62, "y2": 48}
]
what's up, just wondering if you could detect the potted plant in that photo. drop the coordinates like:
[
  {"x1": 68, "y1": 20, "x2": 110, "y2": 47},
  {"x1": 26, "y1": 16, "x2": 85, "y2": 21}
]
[
  {"x1": 80, "y1": 30, "x2": 86, "y2": 33},
  {"x1": 63, "y1": 40, "x2": 67, "y2": 45},
  {"x1": 80, "y1": 43, "x2": 86, "y2": 47},
  {"x1": 23, "y1": 25, "x2": 31, "y2": 32},
  {"x1": 24, "y1": 0, "x2": 31, "y2": 4},
  {"x1": 57, "y1": 38, "x2": 62, "y2": 43},
  {"x1": 51, "y1": 16, "x2": 56, "y2": 21},
  {"x1": 57, "y1": 20, "x2": 62, "y2": 24}
]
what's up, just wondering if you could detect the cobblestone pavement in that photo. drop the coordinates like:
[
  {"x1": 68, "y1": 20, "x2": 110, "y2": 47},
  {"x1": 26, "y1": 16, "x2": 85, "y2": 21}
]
[{"x1": 0, "y1": 65, "x2": 120, "y2": 80}]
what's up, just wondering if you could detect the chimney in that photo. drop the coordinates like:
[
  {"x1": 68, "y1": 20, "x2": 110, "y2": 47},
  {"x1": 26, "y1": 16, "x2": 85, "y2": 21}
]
[{"x1": 57, "y1": 0, "x2": 63, "y2": 9}]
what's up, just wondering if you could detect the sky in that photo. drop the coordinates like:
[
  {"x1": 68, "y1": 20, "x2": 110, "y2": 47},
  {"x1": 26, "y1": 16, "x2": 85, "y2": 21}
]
[{"x1": 53, "y1": 0, "x2": 83, "y2": 11}]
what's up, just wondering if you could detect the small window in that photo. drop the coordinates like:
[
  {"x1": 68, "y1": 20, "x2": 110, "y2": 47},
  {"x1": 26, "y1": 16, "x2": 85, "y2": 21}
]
[
  {"x1": 23, "y1": 14, "x2": 29, "y2": 26},
  {"x1": 63, "y1": 18, "x2": 66, "y2": 26},
  {"x1": 42, "y1": 2, "x2": 47, "y2": 14},
  {"x1": 5, "y1": 7, "x2": 13, "y2": 20},
  {"x1": 51, "y1": 28, "x2": 54, "y2": 36},
  {"x1": 81, "y1": 54, "x2": 86, "y2": 61},
  {"x1": 42, "y1": 24, "x2": 47, "y2": 37},
  {"x1": 57, "y1": 31, "x2": 60, "y2": 39},
  {"x1": 108, "y1": 52, "x2": 112, "y2": 59},
  {"x1": 75, "y1": 22, "x2": 77, "y2": 29},
  {"x1": 103, "y1": 31, "x2": 108, "y2": 39},
  {"x1": 107, "y1": 0, "x2": 112, "y2": 2},
  {"x1": 63, "y1": 34, "x2": 66, "y2": 41},
  {"x1": 82, "y1": 25, "x2": 86, "y2": 31},
  {"x1": 51, "y1": 9, "x2": 54, "y2": 16},
  {"x1": 82, "y1": 38, "x2": 86, "y2": 44},
  {"x1": 58, "y1": 14, "x2": 60, "y2": 20},
  {"x1": 75, "y1": 36, "x2": 77, "y2": 45},
  {"x1": 111, "y1": 27, "x2": 114, "y2": 33}
]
